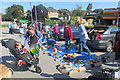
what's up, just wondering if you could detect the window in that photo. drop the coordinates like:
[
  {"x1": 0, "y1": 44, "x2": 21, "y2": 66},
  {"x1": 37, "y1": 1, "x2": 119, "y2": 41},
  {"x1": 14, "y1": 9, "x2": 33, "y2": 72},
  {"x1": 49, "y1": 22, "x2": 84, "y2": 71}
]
[{"x1": 110, "y1": 28, "x2": 118, "y2": 34}]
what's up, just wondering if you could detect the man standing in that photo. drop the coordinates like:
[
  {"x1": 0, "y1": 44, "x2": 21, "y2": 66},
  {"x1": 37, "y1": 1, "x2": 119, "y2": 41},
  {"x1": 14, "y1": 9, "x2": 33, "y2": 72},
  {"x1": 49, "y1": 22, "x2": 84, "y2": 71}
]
[{"x1": 76, "y1": 21, "x2": 91, "y2": 55}]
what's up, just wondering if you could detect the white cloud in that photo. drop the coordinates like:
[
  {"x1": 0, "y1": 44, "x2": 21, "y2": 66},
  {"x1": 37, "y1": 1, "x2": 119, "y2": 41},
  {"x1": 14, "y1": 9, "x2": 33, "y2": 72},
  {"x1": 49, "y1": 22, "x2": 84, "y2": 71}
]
[{"x1": 0, "y1": 7, "x2": 7, "y2": 13}]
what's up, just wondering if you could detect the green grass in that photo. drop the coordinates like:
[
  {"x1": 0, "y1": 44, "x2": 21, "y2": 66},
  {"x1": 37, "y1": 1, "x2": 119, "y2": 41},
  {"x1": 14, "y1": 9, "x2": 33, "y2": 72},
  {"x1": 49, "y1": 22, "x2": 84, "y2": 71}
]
[{"x1": 0, "y1": 24, "x2": 8, "y2": 27}]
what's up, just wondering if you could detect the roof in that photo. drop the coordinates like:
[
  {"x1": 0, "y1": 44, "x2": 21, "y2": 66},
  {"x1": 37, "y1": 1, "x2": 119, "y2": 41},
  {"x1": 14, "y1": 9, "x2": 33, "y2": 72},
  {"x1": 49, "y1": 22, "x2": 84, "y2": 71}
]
[{"x1": 47, "y1": 8, "x2": 58, "y2": 12}]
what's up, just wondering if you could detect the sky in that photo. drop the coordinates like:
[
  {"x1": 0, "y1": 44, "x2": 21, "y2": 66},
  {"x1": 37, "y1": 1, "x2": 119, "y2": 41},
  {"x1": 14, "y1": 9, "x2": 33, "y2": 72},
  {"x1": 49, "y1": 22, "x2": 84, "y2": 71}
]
[{"x1": 0, "y1": 2, "x2": 119, "y2": 14}]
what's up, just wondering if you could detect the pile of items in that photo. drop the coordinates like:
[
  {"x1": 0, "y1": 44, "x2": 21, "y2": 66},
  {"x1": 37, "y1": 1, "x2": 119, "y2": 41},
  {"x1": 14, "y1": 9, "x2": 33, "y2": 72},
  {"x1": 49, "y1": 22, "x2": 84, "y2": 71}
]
[{"x1": 41, "y1": 39, "x2": 103, "y2": 75}]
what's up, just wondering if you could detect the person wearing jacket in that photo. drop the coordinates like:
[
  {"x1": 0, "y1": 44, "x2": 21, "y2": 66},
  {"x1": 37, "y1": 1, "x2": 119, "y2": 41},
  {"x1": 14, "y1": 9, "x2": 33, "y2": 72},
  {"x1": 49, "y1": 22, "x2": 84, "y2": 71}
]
[
  {"x1": 24, "y1": 25, "x2": 43, "y2": 65},
  {"x1": 63, "y1": 23, "x2": 73, "y2": 50},
  {"x1": 76, "y1": 21, "x2": 91, "y2": 55},
  {"x1": 54, "y1": 22, "x2": 59, "y2": 41},
  {"x1": 113, "y1": 31, "x2": 120, "y2": 60}
]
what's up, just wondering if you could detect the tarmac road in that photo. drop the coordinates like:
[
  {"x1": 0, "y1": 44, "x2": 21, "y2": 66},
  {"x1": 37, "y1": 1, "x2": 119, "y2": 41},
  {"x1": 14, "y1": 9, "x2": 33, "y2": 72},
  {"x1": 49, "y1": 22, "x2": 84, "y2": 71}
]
[{"x1": 0, "y1": 27, "x2": 119, "y2": 79}]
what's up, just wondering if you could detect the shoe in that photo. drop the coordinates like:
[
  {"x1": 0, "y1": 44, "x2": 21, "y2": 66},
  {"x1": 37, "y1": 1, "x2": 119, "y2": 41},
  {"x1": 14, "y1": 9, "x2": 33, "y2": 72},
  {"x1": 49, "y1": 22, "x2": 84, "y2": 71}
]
[
  {"x1": 65, "y1": 48, "x2": 68, "y2": 50},
  {"x1": 88, "y1": 53, "x2": 91, "y2": 55}
]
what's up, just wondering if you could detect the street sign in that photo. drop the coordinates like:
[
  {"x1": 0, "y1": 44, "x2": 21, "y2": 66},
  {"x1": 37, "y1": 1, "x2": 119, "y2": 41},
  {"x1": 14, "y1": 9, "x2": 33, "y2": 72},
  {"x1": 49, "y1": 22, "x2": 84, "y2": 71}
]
[{"x1": 19, "y1": 20, "x2": 29, "y2": 23}]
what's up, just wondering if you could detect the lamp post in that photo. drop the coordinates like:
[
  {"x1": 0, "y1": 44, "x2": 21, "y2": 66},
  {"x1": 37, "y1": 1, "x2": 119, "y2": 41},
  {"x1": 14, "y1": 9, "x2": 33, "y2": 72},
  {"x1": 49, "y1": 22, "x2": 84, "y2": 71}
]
[
  {"x1": 35, "y1": 3, "x2": 38, "y2": 28},
  {"x1": 30, "y1": 2, "x2": 33, "y2": 23}
]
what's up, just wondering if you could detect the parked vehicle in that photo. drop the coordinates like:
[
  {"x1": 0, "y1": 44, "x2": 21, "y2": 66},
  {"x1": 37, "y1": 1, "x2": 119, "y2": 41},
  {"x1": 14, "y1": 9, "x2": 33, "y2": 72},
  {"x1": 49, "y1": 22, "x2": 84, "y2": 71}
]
[{"x1": 87, "y1": 25, "x2": 120, "y2": 52}]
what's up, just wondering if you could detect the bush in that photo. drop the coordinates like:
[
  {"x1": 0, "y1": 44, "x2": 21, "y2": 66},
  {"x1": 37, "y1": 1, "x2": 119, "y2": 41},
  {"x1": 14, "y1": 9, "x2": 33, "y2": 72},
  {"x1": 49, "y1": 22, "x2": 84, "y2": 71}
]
[{"x1": 45, "y1": 18, "x2": 54, "y2": 24}]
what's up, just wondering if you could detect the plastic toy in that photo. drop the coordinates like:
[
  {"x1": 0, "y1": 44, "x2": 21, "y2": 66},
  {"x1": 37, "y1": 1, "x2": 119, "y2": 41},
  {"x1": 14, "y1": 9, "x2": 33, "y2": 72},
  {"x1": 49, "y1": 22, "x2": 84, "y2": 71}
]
[{"x1": 30, "y1": 45, "x2": 40, "y2": 58}]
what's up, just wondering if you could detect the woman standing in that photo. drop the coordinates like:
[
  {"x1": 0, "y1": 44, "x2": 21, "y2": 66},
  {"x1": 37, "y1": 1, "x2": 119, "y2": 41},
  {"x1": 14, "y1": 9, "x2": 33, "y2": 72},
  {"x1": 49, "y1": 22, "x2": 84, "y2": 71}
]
[
  {"x1": 63, "y1": 23, "x2": 73, "y2": 50},
  {"x1": 24, "y1": 25, "x2": 43, "y2": 68},
  {"x1": 54, "y1": 22, "x2": 59, "y2": 41}
]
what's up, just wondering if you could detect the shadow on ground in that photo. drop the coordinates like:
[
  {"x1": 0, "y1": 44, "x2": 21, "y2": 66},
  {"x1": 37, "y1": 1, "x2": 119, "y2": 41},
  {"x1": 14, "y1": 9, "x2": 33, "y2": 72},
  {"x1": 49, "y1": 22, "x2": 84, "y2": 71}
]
[
  {"x1": 1, "y1": 56, "x2": 29, "y2": 71},
  {"x1": 40, "y1": 73, "x2": 86, "y2": 80}
]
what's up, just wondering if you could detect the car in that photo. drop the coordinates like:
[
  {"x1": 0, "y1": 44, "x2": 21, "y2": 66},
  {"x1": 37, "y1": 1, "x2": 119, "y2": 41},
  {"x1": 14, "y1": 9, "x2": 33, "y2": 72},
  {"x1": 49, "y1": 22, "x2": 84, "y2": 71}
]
[{"x1": 87, "y1": 25, "x2": 120, "y2": 52}]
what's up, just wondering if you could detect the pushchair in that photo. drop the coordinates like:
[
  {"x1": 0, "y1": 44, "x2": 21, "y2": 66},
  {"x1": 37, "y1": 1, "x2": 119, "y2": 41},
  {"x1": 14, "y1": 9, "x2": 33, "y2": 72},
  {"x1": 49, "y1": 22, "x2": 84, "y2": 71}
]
[{"x1": 1, "y1": 38, "x2": 42, "y2": 73}]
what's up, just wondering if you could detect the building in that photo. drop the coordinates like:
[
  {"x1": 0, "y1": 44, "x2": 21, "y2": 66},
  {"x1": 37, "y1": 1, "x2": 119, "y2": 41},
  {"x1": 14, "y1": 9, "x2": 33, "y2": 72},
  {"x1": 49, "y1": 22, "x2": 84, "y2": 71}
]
[
  {"x1": 47, "y1": 8, "x2": 58, "y2": 18},
  {"x1": 84, "y1": 8, "x2": 120, "y2": 27}
]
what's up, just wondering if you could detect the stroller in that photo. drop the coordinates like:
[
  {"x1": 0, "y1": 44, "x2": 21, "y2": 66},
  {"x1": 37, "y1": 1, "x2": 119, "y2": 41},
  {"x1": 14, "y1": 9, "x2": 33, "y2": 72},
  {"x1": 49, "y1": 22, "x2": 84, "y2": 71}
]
[{"x1": 1, "y1": 38, "x2": 42, "y2": 73}]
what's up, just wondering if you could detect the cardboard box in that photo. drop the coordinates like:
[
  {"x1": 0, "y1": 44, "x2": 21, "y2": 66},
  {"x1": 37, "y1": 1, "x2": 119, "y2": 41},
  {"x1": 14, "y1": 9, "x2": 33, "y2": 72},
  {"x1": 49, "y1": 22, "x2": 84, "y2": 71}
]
[
  {"x1": 69, "y1": 68, "x2": 79, "y2": 75},
  {"x1": 78, "y1": 66, "x2": 86, "y2": 72}
]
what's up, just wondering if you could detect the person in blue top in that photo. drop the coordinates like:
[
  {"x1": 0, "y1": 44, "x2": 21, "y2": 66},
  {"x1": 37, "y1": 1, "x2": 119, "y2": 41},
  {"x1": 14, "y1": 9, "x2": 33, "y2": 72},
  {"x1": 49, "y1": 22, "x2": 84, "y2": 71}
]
[
  {"x1": 76, "y1": 21, "x2": 91, "y2": 55},
  {"x1": 9, "y1": 22, "x2": 14, "y2": 34}
]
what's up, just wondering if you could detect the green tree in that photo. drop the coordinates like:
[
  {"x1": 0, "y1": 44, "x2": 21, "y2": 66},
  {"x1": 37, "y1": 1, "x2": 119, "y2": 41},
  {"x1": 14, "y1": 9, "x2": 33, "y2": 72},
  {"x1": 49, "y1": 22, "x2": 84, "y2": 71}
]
[
  {"x1": 86, "y1": 3, "x2": 92, "y2": 13},
  {"x1": 71, "y1": 5, "x2": 86, "y2": 17},
  {"x1": 26, "y1": 10, "x2": 31, "y2": 21},
  {"x1": 5, "y1": 4, "x2": 24, "y2": 21},
  {"x1": 59, "y1": 9, "x2": 70, "y2": 15},
  {"x1": 58, "y1": 9, "x2": 70, "y2": 17}
]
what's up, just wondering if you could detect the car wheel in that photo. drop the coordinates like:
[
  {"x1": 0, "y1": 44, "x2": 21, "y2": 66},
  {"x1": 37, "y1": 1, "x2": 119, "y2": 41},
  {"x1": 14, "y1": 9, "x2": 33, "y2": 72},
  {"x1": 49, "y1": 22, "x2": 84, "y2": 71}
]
[{"x1": 106, "y1": 42, "x2": 113, "y2": 52}]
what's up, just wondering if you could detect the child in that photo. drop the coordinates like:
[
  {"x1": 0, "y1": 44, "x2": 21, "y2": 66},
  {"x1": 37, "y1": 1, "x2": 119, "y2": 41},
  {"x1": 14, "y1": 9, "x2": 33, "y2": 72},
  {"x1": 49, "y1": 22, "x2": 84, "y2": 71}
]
[
  {"x1": 48, "y1": 25, "x2": 53, "y2": 38},
  {"x1": 63, "y1": 23, "x2": 73, "y2": 50},
  {"x1": 15, "y1": 42, "x2": 34, "y2": 66},
  {"x1": 15, "y1": 42, "x2": 26, "y2": 55}
]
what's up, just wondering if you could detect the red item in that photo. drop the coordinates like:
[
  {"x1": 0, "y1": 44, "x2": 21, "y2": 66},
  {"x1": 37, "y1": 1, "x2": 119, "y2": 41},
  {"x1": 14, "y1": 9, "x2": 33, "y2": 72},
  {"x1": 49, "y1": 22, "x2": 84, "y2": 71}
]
[
  {"x1": 54, "y1": 24, "x2": 59, "y2": 33},
  {"x1": 18, "y1": 60, "x2": 26, "y2": 66},
  {"x1": 43, "y1": 28, "x2": 46, "y2": 31},
  {"x1": 48, "y1": 27, "x2": 51, "y2": 31},
  {"x1": 44, "y1": 52, "x2": 49, "y2": 54},
  {"x1": 63, "y1": 26, "x2": 73, "y2": 39},
  {"x1": 53, "y1": 53, "x2": 56, "y2": 55},
  {"x1": 96, "y1": 34, "x2": 103, "y2": 40},
  {"x1": 23, "y1": 48, "x2": 28, "y2": 52},
  {"x1": 59, "y1": 27, "x2": 63, "y2": 33}
]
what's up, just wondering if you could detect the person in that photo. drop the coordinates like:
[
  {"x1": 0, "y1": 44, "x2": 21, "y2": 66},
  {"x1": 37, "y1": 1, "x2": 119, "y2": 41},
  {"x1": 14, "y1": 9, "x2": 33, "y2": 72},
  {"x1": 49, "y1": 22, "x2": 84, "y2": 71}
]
[
  {"x1": 24, "y1": 25, "x2": 43, "y2": 65},
  {"x1": 13, "y1": 22, "x2": 17, "y2": 29},
  {"x1": 54, "y1": 22, "x2": 59, "y2": 41},
  {"x1": 25, "y1": 23, "x2": 28, "y2": 29},
  {"x1": 113, "y1": 30, "x2": 120, "y2": 60},
  {"x1": 59, "y1": 25, "x2": 63, "y2": 33},
  {"x1": 9, "y1": 22, "x2": 14, "y2": 34},
  {"x1": 48, "y1": 25, "x2": 53, "y2": 38},
  {"x1": 76, "y1": 21, "x2": 91, "y2": 55},
  {"x1": 15, "y1": 42, "x2": 25, "y2": 55},
  {"x1": 17, "y1": 23, "x2": 20, "y2": 29},
  {"x1": 15, "y1": 41, "x2": 34, "y2": 66},
  {"x1": 63, "y1": 23, "x2": 73, "y2": 50}
]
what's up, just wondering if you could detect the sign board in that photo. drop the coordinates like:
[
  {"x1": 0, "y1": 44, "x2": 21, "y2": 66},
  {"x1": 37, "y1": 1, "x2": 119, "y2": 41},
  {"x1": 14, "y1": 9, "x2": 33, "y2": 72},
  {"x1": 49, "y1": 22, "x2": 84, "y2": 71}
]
[{"x1": 19, "y1": 20, "x2": 29, "y2": 23}]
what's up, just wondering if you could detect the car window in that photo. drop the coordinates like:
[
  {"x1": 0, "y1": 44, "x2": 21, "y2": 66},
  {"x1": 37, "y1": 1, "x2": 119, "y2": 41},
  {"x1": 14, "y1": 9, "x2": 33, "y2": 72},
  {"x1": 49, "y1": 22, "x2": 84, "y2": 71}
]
[
  {"x1": 69, "y1": 25, "x2": 78, "y2": 31},
  {"x1": 89, "y1": 27, "x2": 108, "y2": 34},
  {"x1": 110, "y1": 27, "x2": 118, "y2": 34}
]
